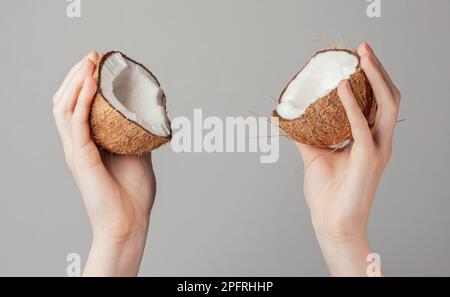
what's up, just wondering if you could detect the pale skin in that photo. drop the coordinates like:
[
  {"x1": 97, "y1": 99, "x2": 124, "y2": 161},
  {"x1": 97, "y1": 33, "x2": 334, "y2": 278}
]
[
  {"x1": 297, "y1": 42, "x2": 401, "y2": 276},
  {"x1": 53, "y1": 51, "x2": 156, "y2": 276},
  {"x1": 53, "y1": 42, "x2": 399, "y2": 277}
]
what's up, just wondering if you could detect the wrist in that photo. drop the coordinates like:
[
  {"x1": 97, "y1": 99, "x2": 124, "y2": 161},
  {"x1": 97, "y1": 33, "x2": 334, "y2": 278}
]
[
  {"x1": 90, "y1": 212, "x2": 150, "y2": 243},
  {"x1": 92, "y1": 223, "x2": 149, "y2": 246},
  {"x1": 311, "y1": 214, "x2": 368, "y2": 246},
  {"x1": 92, "y1": 227, "x2": 148, "y2": 250},
  {"x1": 314, "y1": 226, "x2": 368, "y2": 246},
  {"x1": 316, "y1": 232, "x2": 370, "y2": 258},
  {"x1": 313, "y1": 226, "x2": 377, "y2": 277},
  {"x1": 83, "y1": 225, "x2": 149, "y2": 277}
]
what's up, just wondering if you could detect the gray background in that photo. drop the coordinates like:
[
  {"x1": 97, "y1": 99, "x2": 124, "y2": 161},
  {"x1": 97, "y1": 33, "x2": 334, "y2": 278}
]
[{"x1": 0, "y1": 0, "x2": 449, "y2": 276}]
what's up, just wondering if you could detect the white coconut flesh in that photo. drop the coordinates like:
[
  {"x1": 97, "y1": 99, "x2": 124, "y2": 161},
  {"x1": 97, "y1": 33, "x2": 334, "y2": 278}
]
[
  {"x1": 277, "y1": 50, "x2": 359, "y2": 121},
  {"x1": 100, "y1": 53, "x2": 171, "y2": 137}
]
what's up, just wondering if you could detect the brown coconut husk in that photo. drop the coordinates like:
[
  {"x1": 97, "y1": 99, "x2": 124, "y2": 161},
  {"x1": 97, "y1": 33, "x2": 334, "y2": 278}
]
[
  {"x1": 273, "y1": 49, "x2": 374, "y2": 148},
  {"x1": 89, "y1": 51, "x2": 172, "y2": 155}
]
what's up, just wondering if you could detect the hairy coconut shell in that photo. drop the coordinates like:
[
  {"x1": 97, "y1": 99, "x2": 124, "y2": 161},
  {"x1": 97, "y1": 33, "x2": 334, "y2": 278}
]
[
  {"x1": 274, "y1": 49, "x2": 374, "y2": 147},
  {"x1": 89, "y1": 51, "x2": 172, "y2": 155}
]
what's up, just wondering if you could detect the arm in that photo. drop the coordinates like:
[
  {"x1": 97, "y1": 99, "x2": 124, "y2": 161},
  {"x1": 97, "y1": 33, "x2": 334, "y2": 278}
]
[
  {"x1": 298, "y1": 42, "x2": 401, "y2": 276},
  {"x1": 52, "y1": 51, "x2": 156, "y2": 276}
]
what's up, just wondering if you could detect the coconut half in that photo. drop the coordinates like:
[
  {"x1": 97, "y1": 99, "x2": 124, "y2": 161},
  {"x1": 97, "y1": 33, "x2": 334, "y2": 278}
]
[
  {"x1": 90, "y1": 51, "x2": 172, "y2": 155},
  {"x1": 274, "y1": 49, "x2": 374, "y2": 148}
]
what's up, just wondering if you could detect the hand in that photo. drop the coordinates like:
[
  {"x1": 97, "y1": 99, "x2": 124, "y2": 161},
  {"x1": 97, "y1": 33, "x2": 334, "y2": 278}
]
[
  {"x1": 52, "y1": 51, "x2": 157, "y2": 276},
  {"x1": 297, "y1": 43, "x2": 401, "y2": 276}
]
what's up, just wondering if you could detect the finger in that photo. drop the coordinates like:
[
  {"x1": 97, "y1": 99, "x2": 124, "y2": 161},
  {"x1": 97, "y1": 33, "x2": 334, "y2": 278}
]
[
  {"x1": 72, "y1": 76, "x2": 98, "y2": 149},
  {"x1": 357, "y1": 43, "x2": 400, "y2": 99},
  {"x1": 338, "y1": 81, "x2": 373, "y2": 147},
  {"x1": 53, "y1": 103, "x2": 74, "y2": 169},
  {"x1": 360, "y1": 55, "x2": 399, "y2": 145},
  {"x1": 59, "y1": 59, "x2": 96, "y2": 115},
  {"x1": 53, "y1": 106, "x2": 73, "y2": 164},
  {"x1": 360, "y1": 54, "x2": 395, "y2": 108},
  {"x1": 53, "y1": 60, "x2": 96, "y2": 156},
  {"x1": 53, "y1": 101, "x2": 74, "y2": 157},
  {"x1": 53, "y1": 51, "x2": 98, "y2": 104},
  {"x1": 368, "y1": 98, "x2": 378, "y2": 127}
]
